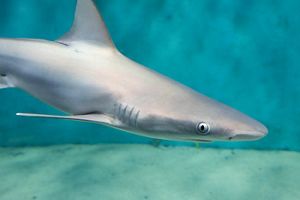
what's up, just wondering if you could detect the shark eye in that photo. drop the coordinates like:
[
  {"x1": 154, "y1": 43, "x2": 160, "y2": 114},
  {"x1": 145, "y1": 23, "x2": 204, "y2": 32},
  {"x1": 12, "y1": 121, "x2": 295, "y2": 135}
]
[{"x1": 197, "y1": 122, "x2": 210, "y2": 134}]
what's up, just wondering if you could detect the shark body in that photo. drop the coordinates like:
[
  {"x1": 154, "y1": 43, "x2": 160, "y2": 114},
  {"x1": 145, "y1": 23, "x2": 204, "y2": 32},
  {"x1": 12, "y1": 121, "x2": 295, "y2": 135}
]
[{"x1": 0, "y1": 0, "x2": 268, "y2": 142}]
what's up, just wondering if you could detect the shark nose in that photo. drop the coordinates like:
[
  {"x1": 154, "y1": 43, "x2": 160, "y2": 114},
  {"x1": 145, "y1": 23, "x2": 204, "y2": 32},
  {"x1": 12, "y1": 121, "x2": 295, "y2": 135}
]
[
  {"x1": 232, "y1": 131, "x2": 265, "y2": 141},
  {"x1": 231, "y1": 124, "x2": 268, "y2": 141}
]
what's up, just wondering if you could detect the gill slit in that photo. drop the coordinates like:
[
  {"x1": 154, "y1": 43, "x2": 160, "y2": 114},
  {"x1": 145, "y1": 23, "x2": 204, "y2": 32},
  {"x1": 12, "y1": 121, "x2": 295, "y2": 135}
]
[
  {"x1": 135, "y1": 110, "x2": 140, "y2": 128},
  {"x1": 114, "y1": 103, "x2": 141, "y2": 128},
  {"x1": 122, "y1": 105, "x2": 128, "y2": 122},
  {"x1": 128, "y1": 107, "x2": 135, "y2": 125}
]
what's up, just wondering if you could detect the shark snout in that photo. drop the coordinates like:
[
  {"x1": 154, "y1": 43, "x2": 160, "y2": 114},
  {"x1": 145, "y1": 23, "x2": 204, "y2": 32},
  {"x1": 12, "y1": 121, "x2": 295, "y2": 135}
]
[
  {"x1": 229, "y1": 122, "x2": 268, "y2": 141},
  {"x1": 221, "y1": 109, "x2": 268, "y2": 141}
]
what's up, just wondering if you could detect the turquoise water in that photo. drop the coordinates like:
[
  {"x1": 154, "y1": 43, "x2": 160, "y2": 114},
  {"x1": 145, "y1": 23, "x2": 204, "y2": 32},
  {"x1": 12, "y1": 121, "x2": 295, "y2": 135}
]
[
  {"x1": 1, "y1": 0, "x2": 299, "y2": 150},
  {"x1": 0, "y1": 1, "x2": 299, "y2": 200}
]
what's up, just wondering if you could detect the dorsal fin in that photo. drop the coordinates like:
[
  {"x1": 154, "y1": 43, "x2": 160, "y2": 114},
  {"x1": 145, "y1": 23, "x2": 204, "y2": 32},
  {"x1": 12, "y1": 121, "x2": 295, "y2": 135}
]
[{"x1": 59, "y1": 0, "x2": 115, "y2": 48}]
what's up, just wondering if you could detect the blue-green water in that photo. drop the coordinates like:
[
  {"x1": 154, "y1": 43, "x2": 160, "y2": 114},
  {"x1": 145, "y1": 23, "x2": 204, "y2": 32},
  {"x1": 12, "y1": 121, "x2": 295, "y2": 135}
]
[
  {"x1": 0, "y1": 0, "x2": 299, "y2": 151},
  {"x1": 0, "y1": 1, "x2": 300, "y2": 200}
]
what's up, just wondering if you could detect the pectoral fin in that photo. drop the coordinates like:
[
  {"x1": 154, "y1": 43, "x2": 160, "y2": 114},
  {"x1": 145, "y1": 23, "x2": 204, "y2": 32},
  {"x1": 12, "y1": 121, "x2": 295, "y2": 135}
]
[
  {"x1": 194, "y1": 139, "x2": 212, "y2": 143},
  {"x1": 16, "y1": 113, "x2": 116, "y2": 126}
]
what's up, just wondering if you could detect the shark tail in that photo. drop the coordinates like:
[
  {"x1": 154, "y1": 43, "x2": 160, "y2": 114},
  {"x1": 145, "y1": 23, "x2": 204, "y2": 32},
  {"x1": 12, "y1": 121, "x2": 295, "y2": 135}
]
[{"x1": 0, "y1": 74, "x2": 14, "y2": 89}]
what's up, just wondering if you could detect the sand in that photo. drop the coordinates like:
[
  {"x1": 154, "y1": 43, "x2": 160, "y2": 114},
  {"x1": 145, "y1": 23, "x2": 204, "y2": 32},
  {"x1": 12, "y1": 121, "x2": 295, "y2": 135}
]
[{"x1": 0, "y1": 144, "x2": 299, "y2": 200}]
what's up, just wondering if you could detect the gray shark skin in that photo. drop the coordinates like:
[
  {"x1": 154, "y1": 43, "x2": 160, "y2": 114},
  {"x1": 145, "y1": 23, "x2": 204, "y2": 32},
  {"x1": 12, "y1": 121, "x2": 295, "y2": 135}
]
[{"x1": 0, "y1": 0, "x2": 268, "y2": 142}]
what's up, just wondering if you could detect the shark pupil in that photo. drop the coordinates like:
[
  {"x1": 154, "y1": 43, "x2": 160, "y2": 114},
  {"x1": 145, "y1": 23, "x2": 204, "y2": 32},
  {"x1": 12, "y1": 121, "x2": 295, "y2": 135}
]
[{"x1": 197, "y1": 122, "x2": 210, "y2": 134}]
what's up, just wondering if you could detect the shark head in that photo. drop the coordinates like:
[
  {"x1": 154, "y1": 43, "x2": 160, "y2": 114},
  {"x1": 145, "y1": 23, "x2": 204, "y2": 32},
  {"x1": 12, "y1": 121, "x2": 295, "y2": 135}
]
[
  {"x1": 137, "y1": 91, "x2": 268, "y2": 143},
  {"x1": 192, "y1": 102, "x2": 268, "y2": 142}
]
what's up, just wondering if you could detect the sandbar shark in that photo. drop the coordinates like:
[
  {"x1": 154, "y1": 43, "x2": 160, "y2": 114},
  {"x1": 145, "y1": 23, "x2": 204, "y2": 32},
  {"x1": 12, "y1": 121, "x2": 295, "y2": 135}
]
[{"x1": 0, "y1": 0, "x2": 268, "y2": 142}]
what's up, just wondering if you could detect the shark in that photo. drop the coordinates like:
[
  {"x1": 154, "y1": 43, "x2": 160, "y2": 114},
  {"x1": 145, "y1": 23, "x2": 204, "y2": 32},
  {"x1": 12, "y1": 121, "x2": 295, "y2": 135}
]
[{"x1": 0, "y1": 0, "x2": 268, "y2": 142}]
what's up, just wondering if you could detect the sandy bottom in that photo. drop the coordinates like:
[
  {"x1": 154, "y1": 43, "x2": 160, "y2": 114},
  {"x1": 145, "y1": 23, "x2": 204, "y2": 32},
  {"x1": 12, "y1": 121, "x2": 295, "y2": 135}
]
[{"x1": 0, "y1": 144, "x2": 299, "y2": 200}]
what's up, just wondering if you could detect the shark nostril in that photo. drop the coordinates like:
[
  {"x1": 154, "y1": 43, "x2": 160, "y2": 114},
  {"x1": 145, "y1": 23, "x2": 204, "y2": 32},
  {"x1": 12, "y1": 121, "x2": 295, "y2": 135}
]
[{"x1": 0, "y1": 73, "x2": 6, "y2": 77}]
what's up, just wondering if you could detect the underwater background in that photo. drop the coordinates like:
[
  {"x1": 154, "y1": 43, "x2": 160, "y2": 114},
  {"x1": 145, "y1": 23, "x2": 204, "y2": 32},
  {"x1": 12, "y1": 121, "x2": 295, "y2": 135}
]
[
  {"x1": 0, "y1": 0, "x2": 299, "y2": 150},
  {"x1": 0, "y1": 1, "x2": 299, "y2": 200}
]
